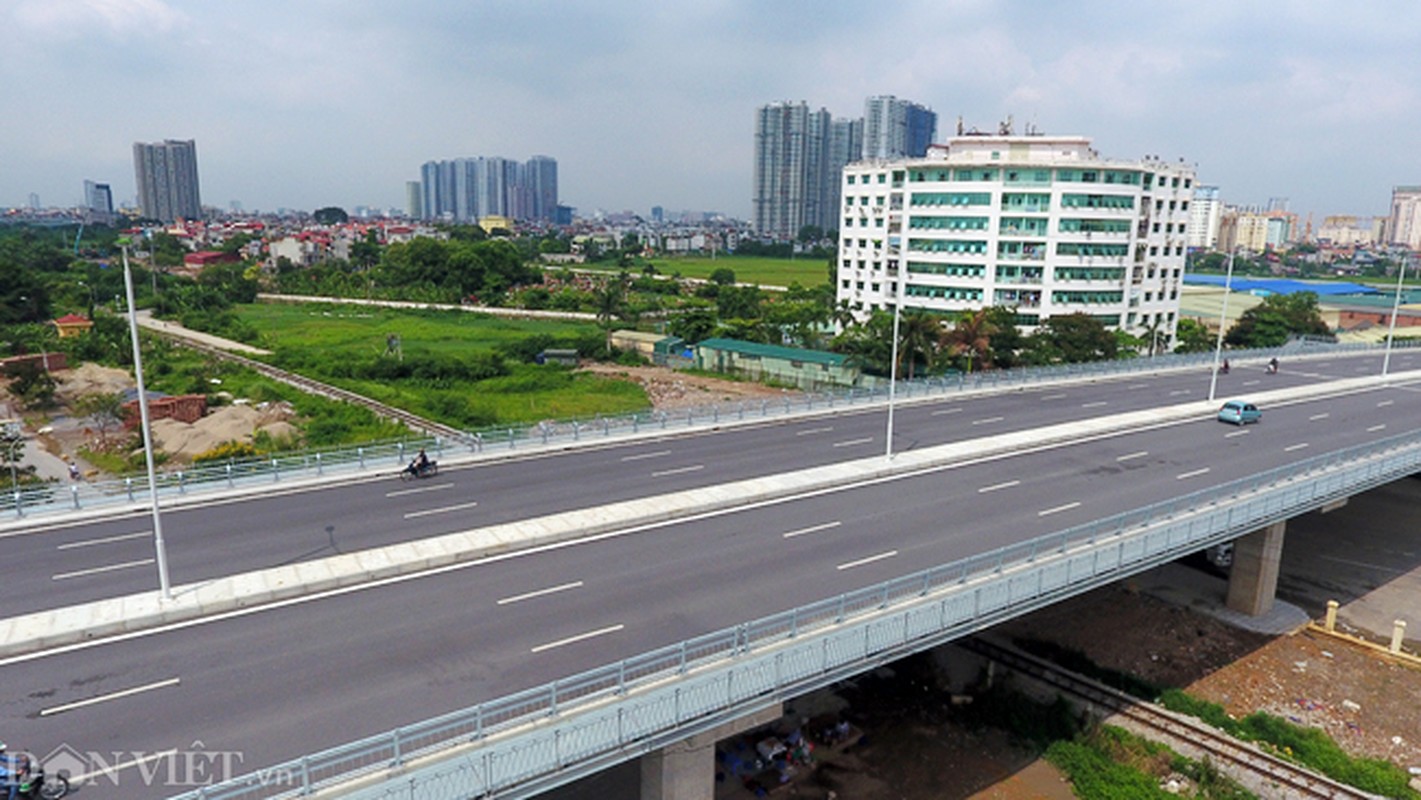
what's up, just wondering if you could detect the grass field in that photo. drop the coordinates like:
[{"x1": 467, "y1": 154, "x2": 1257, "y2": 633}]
[
  {"x1": 635, "y1": 254, "x2": 833, "y2": 289},
  {"x1": 233, "y1": 302, "x2": 651, "y2": 428}
]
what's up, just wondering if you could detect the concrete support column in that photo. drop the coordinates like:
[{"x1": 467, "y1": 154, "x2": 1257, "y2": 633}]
[
  {"x1": 1226, "y1": 520, "x2": 1286, "y2": 616},
  {"x1": 641, "y1": 703, "x2": 781, "y2": 800}
]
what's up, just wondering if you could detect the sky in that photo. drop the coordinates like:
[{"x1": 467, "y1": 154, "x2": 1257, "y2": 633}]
[{"x1": 3, "y1": 0, "x2": 1419, "y2": 223}]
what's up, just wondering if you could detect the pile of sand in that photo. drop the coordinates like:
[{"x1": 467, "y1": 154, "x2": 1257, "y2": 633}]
[
  {"x1": 56, "y1": 363, "x2": 134, "y2": 402},
  {"x1": 151, "y1": 401, "x2": 299, "y2": 461}
]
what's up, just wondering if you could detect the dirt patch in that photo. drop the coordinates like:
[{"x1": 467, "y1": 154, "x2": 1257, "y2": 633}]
[{"x1": 577, "y1": 363, "x2": 804, "y2": 411}]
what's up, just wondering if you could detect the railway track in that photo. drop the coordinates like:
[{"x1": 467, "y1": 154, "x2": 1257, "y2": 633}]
[
  {"x1": 961, "y1": 637, "x2": 1381, "y2": 799},
  {"x1": 150, "y1": 332, "x2": 471, "y2": 442}
]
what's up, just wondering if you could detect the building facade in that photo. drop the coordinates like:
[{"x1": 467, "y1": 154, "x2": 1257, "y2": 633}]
[
  {"x1": 1386, "y1": 186, "x2": 1421, "y2": 249},
  {"x1": 1185, "y1": 185, "x2": 1221, "y2": 250},
  {"x1": 132, "y1": 139, "x2": 202, "y2": 222},
  {"x1": 418, "y1": 155, "x2": 557, "y2": 223},
  {"x1": 862, "y1": 96, "x2": 937, "y2": 160},
  {"x1": 836, "y1": 134, "x2": 1194, "y2": 343},
  {"x1": 83, "y1": 179, "x2": 114, "y2": 224}
]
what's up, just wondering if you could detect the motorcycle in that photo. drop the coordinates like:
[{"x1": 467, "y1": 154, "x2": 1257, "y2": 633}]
[
  {"x1": 400, "y1": 459, "x2": 439, "y2": 480},
  {"x1": 17, "y1": 762, "x2": 69, "y2": 799}
]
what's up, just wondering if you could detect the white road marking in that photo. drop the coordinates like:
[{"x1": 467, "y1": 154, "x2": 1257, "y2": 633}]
[
  {"x1": 56, "y1": 530, "x2": 150, "y2": 550},
  {"x1": 782, "y1": 521, "x2": 842, "y2": 539},
  {"x1": 71, "y1": 750, "x2": 179, "y2": 783},
  {"x1": 836, "y1": 550, "x2": 898, "y2": 570},
  {"x1": 497, "y1": 581, "x2": 584, "y2": 605},
  {"x1": 1377, "y1": 400, "x2": 1394, "y2": 407},
  {"x1": 1176, "y1": 467, "x2": 1211, "y2": 480},
  {"x1": 1367, "y1": 424, "x2": 1387, "y2": 432},
  {"x1": 403, "y1": 500, "x2": 480, "y2": 519},
  {"x1": 1038, "y1": 501, "x2": 1081, "y2": 517},
  {"x1": 1224, "y1": 429, "x2": 1250, "y2": 438},
  {"x1": 385, "y1": 483, "x2": 453, "y2": 498},
  {"x1": 1284, "y1": 443, "x2": 1310, "y2": 452},
  {"x1": 530, "y1": 624, "x2": 624, "y2": 653},
  {"x1": 978, "y1": 480, "x2": 1021, "y2": 493},
  {"x1": 832, "y1": 437, "x2": 874, "y2": 448},
  {"x1": 1355, "y1": 366, "x2": 1370, "y2": 372},
  {"x1": 1041, "y1": 394, "x2": 1067, "y2": 401},
  {"x1": 1243, "y1": 379, "x2": 1260, "y2": 386},
  {"x1": 1308, "y1": 413, "x2": 1330, "y2": 420},
  {"x1": 619, "y1": 450, "x2": 671, "y2": 461},
  {"x1": 972, "y1": 416, "x2": 1004, "y2": 426},
  {"x1": 1080, "y1": 401, "x2": 1108, "y2": 408},
  {"x1": 1126, "y1": 384, "x2": 1148, "y2": 390},
  {"x1": 795, "y1": 426, "x2": 834, "y2": 436},
  {"x1": 52, "y1": 558, "x2": 155, "y2": 581},
  {"x1": 651, "y1": 465, "x2": 705, "y2": 477},
  {"x1": 1168, "y1": 390, "x2": 1190, "y2": 396},
  {"x1": 1115, "y1": 451, "x2": 1149, "y2": 462},
  {"x1": 930, "y1": 407, "x2": 963, "y2": 416},
  {"x1": 39, "y1": 676, "x2": 181, "y2": 716}
]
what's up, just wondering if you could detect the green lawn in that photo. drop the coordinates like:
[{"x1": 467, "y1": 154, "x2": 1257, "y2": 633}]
[
  {"x1": 636, "y1": 255, "x2": 833, "y2": 289},
  {"x1": 233, "y1": 302, "x2": 651, "y2": 429},
  {"x1": 236, "y1": 302, "x2": 596, "y2": 356}
]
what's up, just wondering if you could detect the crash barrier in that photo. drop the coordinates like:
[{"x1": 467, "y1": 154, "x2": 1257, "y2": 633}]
[
  {"x1": 166, "y1": 425, "x2": 1421, "y2": 800},
  {"x1": 11, "y1": 340, "x2": 1416, "y2": 524}
]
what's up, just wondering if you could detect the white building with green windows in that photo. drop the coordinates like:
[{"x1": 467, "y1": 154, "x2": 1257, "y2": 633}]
[{"x1": 836, "y1": 134, "x2": 1195, "y2": 344}]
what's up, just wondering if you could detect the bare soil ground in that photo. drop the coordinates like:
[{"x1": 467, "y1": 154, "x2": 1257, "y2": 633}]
[{"x1": 576, "y1": 363, "x2": 804, "y2": 410}]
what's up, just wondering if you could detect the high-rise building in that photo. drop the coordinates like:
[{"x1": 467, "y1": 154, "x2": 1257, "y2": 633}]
[
  {"x1": 753, "y1": 101, "x2": 833, "y2": 240},
  {"x1": 1185, "y1": 185, "x2": 1222, "y2": 250},
  {"x1": 132, "y1": 139, "x2": 201, "y2": 222},
  {"x1": 836, "y1": 133, "x2": 1194, "y2": 343},
  {"x1": 418, "y1": 155, "x2": 556, "y2": 223},
  {"x1": 862, "y1": 96, "x2": 937, "y2": 160},
  {"x1": 1386, "y1": 186, "x2": 1421, "y2": 249},
  {"x1": 83, "y1": 180, "x2": 114, "y2": 223},
  {"x1": 406, "y1": 181, "x2": 422, "y2": 219}
]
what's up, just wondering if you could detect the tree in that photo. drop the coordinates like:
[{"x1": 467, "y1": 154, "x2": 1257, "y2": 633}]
[
  {"x1": 715, "y1": 285, "x2": 764, "y2": 321},
  {"x1": 941, "y1": 308, "x2": 997, "y2": 373},
  {"x1": 797, "y1": 225, "x2": 824, "y2": 243},
  {"x1": 668, "y1": 309, "x2": 717, "y2": 344},
  {"x1": 983, "y1": 306, "x2": 1026, "y2": 369},
  {"x1": 1225, "y1": 292, "x2": 1331, "y2": 348},
  {"x1": 313, "y1": 206, "x2": 349, "y2": 225},
  {"x1": 1172, "y1": 318, "x2": 1214, "y2": 353},
  {"x1": 1030, "y1": 313, "x2": 1117, "y2": 363},
  {"x1": 593, "y1": 277, "x2": 628, "y2": 355},
  {"x1": 6, "y1": 361, "x2": 57, "y2": 408},
  {"x1": 708, "y1": 267, "x2": 737, "y2": 286},
  {"x1": 74, "y1": 392, "x2": 124, "y2": 446},
  {"x1": 831, "y1": 310, "x2": 894, "y2": 376},
  {"x1": 897, "y1": 310, "x2": 943, "y2": 379},
  {"x1": 1140, "y1": 317, "x2": 1169, "y2": 357}
]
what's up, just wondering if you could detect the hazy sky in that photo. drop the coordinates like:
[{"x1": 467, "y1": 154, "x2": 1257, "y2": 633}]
[{"x1": 4, "y1": 0, "x2": 1419, "y2": 222}]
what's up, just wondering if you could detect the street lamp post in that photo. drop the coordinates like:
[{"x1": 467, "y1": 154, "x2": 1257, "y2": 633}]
[
  {"x1": 1381, "y1": 255, "x2": 1409, "y2": 380},
  {"x1": 121, "y1": 241, "x2": 173, "y2": 599},
  {"x1": 1207, "y1": 250, "x2": 1237, "y2": 403},
  {"x1": 885, "y1": 263, "x2": 903, "y2": 459}
]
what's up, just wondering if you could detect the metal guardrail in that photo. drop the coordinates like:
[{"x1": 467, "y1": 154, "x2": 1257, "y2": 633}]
[
  {"x1": 8, "y1": 339, "x2": 1418, "y2": 523},
  {"x1": 167, "y1": 423, "x2": 1421, "y2": 800}
]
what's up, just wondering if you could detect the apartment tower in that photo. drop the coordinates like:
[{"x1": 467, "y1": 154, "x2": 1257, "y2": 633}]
[
  {"x1": 132, "y1": 139, "x2": 202, "y2": 222},
  {"x1": 836, "y1": 133, "x2": 1194, "y2": 344}
]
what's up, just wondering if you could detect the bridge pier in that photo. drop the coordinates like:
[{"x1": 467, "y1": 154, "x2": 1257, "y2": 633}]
[
  {"x1": 1226, "y1": 521, "x2": 1286, "y2": 616},
  {"x1": 640, "y1": 703, "x2": 782, "y2": 800}
]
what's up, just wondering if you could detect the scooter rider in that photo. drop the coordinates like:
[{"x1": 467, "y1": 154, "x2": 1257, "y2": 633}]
[
  {"x1": 1267, "y1": 357, "x2": 1279, "y2": 374},
  {"x1": 0, "y1": 742, "x2": 25, "y2": 800},
  {"x1": 408, "y1": 448, "x2": 430, "y2": 476}
]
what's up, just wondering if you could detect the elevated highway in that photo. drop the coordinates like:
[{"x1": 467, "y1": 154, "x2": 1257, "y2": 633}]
[{"x1": 0, "y1": 351, "x2": 1418, "y2": 799}]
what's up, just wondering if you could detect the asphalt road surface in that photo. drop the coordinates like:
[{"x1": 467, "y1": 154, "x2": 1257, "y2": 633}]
[
  {"x1": 3, "y1": 352, "x2": 1411, "y2": 616},
  {"x1": 2, "y1": 360, "x2": 1419, "y2": 799}
]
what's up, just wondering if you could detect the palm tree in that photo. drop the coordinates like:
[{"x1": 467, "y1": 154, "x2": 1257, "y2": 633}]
[
  {"x1": 897, "y1": 310, "x2": 944, "y2": 380},
  {"x1": 941, "y1": 309, "x2": 997, "y2": 374},
  {"x1": 593, "y1": 277, "x2": 628, "y2": 356},
  {"x1": 1143, "y1": 318, "x2": 1168, "y2": 357}
]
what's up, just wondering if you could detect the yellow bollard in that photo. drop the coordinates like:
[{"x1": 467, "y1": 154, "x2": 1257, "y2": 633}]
[
  {"x1": 1324, "y1": 600, "x2": 1338, "y2": 632},
  {"x1": 1390, "y1": 620, "x2": 1407, "y2": 655}
]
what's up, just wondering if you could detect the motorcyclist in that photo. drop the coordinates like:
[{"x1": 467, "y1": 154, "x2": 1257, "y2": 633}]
[
  {"x1": 407, "y1": 448, "x2": 430, "y2": 476},
  {"x1": 1221, "y1": 359, "x2": 1230, "y2": 374},
  {"x1": 0, "y1": 742, "x2": 25, "y2": 800},
  {"x1": 1267, "y1": 357, "x2": 1279, "y2": 374}
]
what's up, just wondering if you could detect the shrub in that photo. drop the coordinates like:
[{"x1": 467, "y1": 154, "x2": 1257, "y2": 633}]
[{"x1": 193, "y1": 440, "x2": 260, "y2": 464}]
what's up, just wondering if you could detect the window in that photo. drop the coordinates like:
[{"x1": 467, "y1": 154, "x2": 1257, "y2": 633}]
[
  {"x1": 910, "y1": 192, "x2": 992, "y2": 207},
  {"x1": 1060, "y1": 194, "x2": 1134, "y2": 209},
  {"x1": 906, "y1": 262, "x2": 986, "y2": 277},
  {"x1": 1059, "y1": 218, "x2": 1130, "y2": 233},
  {"x1": 909, "y1": 216, "x2": 989, "y2": 230},
  {"x1": 1001, "y1": 193, "x2": 1051, "y2": 211},
  {"x1": 1081, "y1": 170, "x2": 1099, "y2": 183},
  {"x1": 1056, "y1": 243, "x2": 1128, "y2": 258},
  {"x1": 877, "y1": 174, "x2": 886, "y2": 184},
  {"x1": 1001, "y1": 216, "x2": 1051, "y2": 235},
  {"x1": 907, "y1": 238, "x2": 988, "y2": 254}
]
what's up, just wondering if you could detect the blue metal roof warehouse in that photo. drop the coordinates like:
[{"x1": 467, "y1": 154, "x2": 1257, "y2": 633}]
[{"x1": 1183, "y1": 275, "x2": 1381, "y2": 297}]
